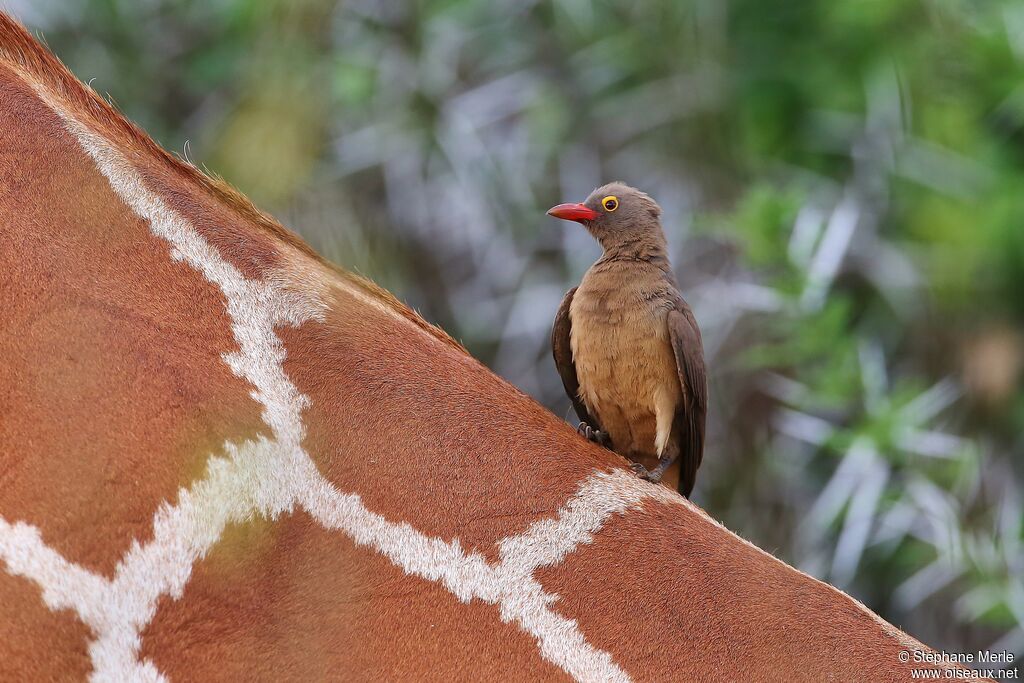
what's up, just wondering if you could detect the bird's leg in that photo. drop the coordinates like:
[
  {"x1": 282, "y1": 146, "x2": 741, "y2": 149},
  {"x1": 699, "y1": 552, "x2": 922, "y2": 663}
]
[
  {"x1": 646, "y1": 453, "x2": 676, "y2": 483},
  {"x1": 577, "y1": 422, "x2": 611, "y2": 448},
  {"x1": 630, "y1": 453, "x2": 677, "y2": 484}
]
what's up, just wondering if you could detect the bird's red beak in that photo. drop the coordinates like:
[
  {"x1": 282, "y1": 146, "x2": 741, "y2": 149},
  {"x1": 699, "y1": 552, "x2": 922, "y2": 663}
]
[{"x1": 547, "y1": 202, "x2": 601, "y2": 222}]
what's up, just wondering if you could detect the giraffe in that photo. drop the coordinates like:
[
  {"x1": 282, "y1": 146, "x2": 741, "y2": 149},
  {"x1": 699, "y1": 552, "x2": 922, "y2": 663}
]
[{"x1": 0, "y1": 12, "x2": 981, "y2": 682}]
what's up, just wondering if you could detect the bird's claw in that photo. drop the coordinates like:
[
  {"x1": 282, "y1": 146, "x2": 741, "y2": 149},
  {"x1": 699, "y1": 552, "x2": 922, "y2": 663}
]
[
  {"x1": 629, "y1": 462, "x2": 652, "y2": 479},
  {"x1": 629, "y1": 462, "x2": 664, "y2": 483},
  {"x1": 577, "y1": 422, "x2": 611, "y2": 447}
]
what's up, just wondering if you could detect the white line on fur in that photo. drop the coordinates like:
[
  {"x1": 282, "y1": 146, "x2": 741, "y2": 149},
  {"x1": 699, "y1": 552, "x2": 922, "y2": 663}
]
[{"x1": 0, "y1": 82, "x2": 675, "y2": 682}]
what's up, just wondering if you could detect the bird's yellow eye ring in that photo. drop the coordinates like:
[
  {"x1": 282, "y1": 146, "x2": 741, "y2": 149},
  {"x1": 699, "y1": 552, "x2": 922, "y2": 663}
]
[{"x1": 602, "y1": 195, "x2": 619, "y2": 212}]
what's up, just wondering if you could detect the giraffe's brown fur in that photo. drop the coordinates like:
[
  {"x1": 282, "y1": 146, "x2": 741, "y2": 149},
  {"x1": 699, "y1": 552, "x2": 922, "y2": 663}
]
[{"x1": 0, "y1": 13, "x2": 462, "y2": 353}]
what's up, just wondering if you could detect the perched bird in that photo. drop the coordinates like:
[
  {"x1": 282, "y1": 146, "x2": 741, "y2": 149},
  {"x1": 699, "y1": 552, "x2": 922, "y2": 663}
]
[{"x1": 548, "y1": 182, "x2": 707, "y2": 497}]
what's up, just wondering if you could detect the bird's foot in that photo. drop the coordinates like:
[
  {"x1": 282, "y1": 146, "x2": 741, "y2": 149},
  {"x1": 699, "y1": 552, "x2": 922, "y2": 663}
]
[
  {"x1": 629, "y1": 462, "x2": 664, "y2": 484},
  {"x1": 577, "y1": 422, "x2": 611, "y2": 447}
]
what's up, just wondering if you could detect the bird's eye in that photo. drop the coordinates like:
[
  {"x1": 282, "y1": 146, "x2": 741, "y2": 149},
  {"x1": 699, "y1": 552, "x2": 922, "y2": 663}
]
[{"x1": 602, "y1": 196, "x2": 619, "y2": 212}]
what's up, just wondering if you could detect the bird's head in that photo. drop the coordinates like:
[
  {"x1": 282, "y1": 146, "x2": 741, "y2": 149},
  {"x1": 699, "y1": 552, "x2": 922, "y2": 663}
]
[{"x1": 547, "y1": 182, "x2": 664, "y2": 252}]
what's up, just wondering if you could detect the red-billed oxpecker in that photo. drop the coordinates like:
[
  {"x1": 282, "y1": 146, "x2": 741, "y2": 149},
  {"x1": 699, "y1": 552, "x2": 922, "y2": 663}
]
[{"x1": 548, "y1": 183, "x2": 707, "y2": 497}]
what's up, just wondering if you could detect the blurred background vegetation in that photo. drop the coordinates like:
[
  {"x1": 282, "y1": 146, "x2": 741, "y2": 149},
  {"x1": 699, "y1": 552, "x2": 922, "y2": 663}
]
[{"x1": 9, "y1": 0, "x2": 1023, "y2": 668}]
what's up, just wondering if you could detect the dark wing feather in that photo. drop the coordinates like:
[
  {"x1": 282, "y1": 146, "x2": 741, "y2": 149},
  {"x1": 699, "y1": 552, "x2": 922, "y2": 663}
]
[
  {"x1": 552, "y1": 287, "x2": 600, "y2": 429},
  {"x1": 667, "y1": 303, "x2": 707, "y2": 497}
]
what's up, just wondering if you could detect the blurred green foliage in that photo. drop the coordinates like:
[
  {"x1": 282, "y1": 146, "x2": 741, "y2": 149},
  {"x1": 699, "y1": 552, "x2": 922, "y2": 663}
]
[{"x1": 12, "y1": 0, "x2": 1023, "y2": 664}]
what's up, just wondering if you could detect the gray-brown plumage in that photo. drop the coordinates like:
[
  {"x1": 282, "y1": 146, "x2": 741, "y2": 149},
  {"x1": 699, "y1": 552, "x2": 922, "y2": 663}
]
[{"x1": 548, "y1": 182, "x2": 707, "y2": 497}]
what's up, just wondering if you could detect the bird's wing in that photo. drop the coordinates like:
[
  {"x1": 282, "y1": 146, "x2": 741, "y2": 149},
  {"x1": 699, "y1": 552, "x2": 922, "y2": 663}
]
[
  {"x1": 667, "y1": 302, "x2": 707, "y2": 497},
  {"x1": 552, "y1": 287, "x2": 600, "y2": 429}
]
